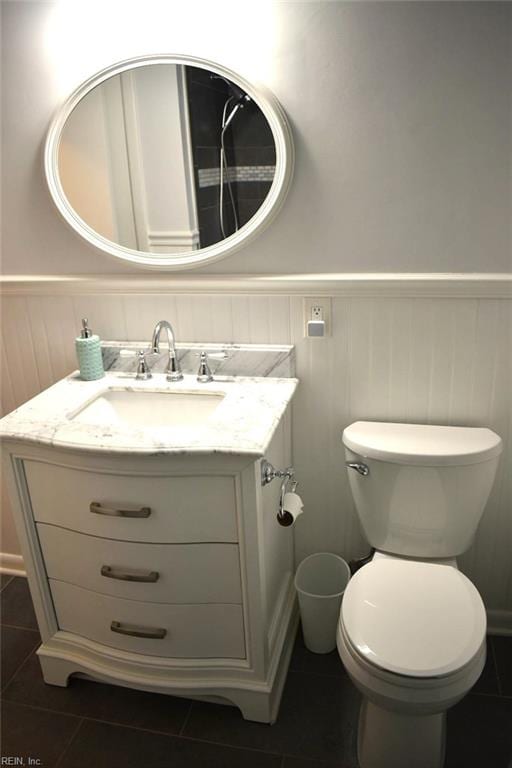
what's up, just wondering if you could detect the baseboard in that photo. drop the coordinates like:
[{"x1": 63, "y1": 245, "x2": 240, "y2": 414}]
[
  {"x1": 487, "y1": 609, "x2": 512, "y2": 636},
  {"x1": 0, "y1": 552, "x2": 26, "y2": 577}
]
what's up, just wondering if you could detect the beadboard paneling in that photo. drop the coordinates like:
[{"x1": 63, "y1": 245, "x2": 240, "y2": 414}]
[
  {"x1": 1, "y1": 292, "x2": 511, "y2": 618},
  {"x1": 290, "y1": 296, "x2": 512, "y2": 617}
]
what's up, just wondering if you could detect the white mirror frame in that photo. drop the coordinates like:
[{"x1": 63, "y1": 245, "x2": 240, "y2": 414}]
[{"x1": 44, "y1": 54, "x2": 294, "y2": 270}]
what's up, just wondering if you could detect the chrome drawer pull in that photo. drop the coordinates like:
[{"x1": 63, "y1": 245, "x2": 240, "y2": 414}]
[
  {"x1": 110, "y1": 621, "x2": 166, "y2": 639},
  {"x1": 90, "y1": 502, "x2": 151, "y2": 518},
  {"x1": 101, "y1": 565, "x2": 159, "y2": 583}
]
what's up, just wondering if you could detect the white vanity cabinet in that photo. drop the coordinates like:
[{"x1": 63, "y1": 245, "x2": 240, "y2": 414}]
[{"x1": 3, "y1": 408, "x2": 297, "y2": 722}]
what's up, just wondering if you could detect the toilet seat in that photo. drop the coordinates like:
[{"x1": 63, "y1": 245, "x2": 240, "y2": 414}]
[
  {"x1": 341, "y1": 556, "x2": 486, "y2": 678},
  {"x1": 338, "y1": 619, "x2": 485, "y2": 707}
]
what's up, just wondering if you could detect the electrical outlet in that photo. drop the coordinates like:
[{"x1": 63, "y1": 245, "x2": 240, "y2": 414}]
[{"x1": 303, "y1": 298, "x2": 331, "y2": 337}]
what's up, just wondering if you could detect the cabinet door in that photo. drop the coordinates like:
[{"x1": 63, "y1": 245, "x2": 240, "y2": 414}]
[
  {"x1": 50, "y1": 580, "x2": 246, "y2": 659},
  {"x1": 38, "y1": 524, "x2": 242, "y2": 604},
  {"x1": 25, "y1": 461, "x2": 238, "y2": 542}
]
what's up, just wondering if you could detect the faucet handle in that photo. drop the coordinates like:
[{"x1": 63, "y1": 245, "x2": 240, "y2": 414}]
[
  {"x1": 166, "y1": 350, "x2": 183, "y2": 382},
  {"x1": 135, "y1": 350, "x2": 152, "y2": 380},
  {"x1": 197, "y1": 351, "x2": 213, "y2": 383}
]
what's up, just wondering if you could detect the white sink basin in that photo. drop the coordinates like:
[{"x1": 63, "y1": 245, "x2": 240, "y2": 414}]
[{"x1": 71, "y1": 388, "x2": 224, "y2": 428}]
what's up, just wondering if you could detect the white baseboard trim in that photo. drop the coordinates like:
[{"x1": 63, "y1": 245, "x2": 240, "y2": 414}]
[
  {"x1": 487, "y1": 609, "x2": 512, "y2": 636},
  {"x1": 0, "y1": 552, "x2": 26, "y2": 577}
]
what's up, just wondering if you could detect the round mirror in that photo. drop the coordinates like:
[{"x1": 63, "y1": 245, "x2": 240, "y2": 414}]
[{"x1": 45, "y1": 55, "x2": 294, "y2": 269}]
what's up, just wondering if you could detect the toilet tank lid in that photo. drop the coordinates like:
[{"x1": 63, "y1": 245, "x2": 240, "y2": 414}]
[{"x1": 342, "y1": 421, "x2": 502, "y2": 466}]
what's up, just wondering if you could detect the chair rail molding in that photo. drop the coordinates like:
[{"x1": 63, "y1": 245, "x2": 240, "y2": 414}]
[{"x1": 1, "y1": 273, "x2": 511, "y2": 298}]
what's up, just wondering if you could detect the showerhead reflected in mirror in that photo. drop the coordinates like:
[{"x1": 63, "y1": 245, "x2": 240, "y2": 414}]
[{"x1": 46, "y1": 56, "x2": 294, "y2": 269}]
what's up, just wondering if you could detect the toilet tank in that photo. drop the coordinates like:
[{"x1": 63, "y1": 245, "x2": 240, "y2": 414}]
[{"x1": 343, "y1": 422, "x2": 502, "y2": 559}]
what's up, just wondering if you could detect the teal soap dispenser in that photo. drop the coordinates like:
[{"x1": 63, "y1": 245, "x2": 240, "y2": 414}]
[{"x1": 75, "y1": 318, "x2": 105, "y2": 380}]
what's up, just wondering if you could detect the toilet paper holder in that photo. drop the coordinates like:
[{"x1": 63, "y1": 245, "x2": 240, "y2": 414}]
[{"x1": 261, "y1": 459, "x2": 299, "y2": 526}]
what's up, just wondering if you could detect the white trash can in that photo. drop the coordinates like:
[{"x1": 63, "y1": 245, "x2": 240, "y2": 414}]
[{"x1": 294, "y1": 552, "x2": 351, "y2": 654}]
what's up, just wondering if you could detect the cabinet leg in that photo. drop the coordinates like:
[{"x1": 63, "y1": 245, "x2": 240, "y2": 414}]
[
  {"x1": 38, "y1": 654, "x2": 72, "y2": 687},
  {"x1": 227, "y1": 690, "x2": 274, "y2": 723}
]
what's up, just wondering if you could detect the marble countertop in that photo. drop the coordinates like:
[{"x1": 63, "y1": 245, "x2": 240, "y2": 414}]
[
  {"x1": 102, "y1": 341, "x2": 295, "y2": 379},
  {"x1": 0, "y1": 371, "x2": 298, "y2": 457}
]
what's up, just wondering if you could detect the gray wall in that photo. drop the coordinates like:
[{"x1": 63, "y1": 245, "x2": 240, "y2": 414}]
[{"x1": 1, "y1": 1, "x2": 511, "y2": 275}]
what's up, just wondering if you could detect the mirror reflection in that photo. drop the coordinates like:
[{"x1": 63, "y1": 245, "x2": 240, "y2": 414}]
[{"x1": 58, "y1": 64, "x2": 276, "y2": 254}]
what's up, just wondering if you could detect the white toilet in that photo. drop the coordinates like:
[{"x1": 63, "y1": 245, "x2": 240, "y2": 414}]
[{"x1": 338, "y1": 421, "x2": 502, "y2": 768}]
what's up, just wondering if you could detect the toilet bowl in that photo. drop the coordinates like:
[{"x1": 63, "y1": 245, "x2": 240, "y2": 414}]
[
  {"x1": 339, "y1": 421, "x2": 502, "y2": 768},
  {"x1": 337, "y1": 554, "x2": 486, "y2": 768}
]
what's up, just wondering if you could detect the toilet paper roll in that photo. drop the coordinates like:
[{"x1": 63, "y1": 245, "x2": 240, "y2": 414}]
[{"x1": 278, "y1": 492, "x2": 304, "y2": 527}]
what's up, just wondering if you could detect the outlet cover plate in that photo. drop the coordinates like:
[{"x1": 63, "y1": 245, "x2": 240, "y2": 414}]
[{"x1": 303, "y1": 297, "x2": 331, "y2": 337}]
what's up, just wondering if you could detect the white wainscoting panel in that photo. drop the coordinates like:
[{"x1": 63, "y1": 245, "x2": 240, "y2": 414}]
[
  {"x1": 290, "y1": 296, "x2": 512, "y2": 621},
  {"x1": 1, "y1": 290, "x2": 511, "y2": 627}
]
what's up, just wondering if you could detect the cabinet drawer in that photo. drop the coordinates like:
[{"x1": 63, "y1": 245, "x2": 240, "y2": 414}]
[
  {"x1": 25, "y1": 461, "x2": 237, "y2": 543},
  {"x1": 50, "y1": 580, "x2": 246, "y2": 659},
  {"x1": 38, "y1": 524, "x2": 242, "y2": 604}
]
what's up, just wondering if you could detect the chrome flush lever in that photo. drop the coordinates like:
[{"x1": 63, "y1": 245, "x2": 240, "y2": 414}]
[{"x1": 345, "y1": 462, "x2": 370, "y2": 476}]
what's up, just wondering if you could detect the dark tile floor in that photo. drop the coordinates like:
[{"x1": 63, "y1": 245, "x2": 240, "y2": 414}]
[{"x1": 1, "y1": 575, "x2": 511, "y2": 767}]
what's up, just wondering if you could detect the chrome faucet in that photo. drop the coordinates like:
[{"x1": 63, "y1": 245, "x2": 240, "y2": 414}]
[{"x1": 151, "y1": 320, "x2": 183, "y2": 382}]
